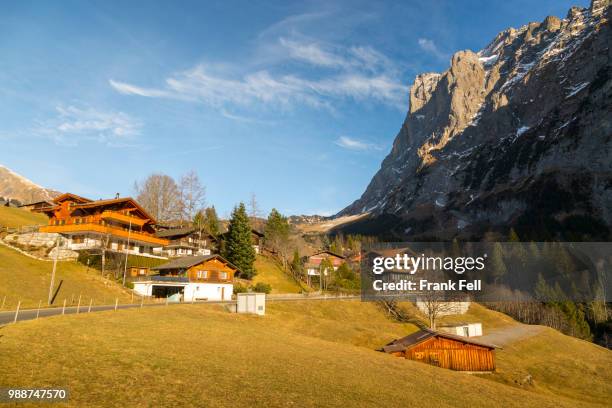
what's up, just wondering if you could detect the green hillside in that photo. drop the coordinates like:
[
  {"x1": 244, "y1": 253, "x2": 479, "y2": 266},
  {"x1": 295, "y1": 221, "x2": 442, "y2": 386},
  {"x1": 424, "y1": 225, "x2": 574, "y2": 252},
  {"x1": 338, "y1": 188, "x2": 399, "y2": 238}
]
[
  {"x1": 0, "y1": 300, "x2": 609, "y2": 407},
  {"x1": 0, "y1": 206, "x2": 47, "y2": 228},
  {"x1": 0, "y1": 245, "x2": 132, "y2": 309},
  {"x1": 252, "y1": 255, "x2": 305, "y2": 293}
]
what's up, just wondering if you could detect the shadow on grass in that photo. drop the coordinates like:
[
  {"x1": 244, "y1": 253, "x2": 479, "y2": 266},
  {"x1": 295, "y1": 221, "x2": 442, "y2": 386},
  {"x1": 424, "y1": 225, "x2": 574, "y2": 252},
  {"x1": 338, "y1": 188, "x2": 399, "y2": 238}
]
[{"x1": 50, "y1": 280, "x2": 64, "y2": 305}]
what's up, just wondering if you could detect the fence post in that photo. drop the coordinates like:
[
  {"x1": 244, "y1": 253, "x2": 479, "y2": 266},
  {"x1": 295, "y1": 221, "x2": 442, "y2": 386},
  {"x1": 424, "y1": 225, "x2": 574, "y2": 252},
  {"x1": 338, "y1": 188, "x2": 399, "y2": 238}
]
[
  {"x1": 13, "y1": 301, "x2": 21, "y2": 323},
  {"x1": 62, "y1": 299, "x2": 66, "y2": 315},
  {"x1": 131, "y1": 291, "x2": 134, "y2": 303},
  {"x1": 88, "y1": 298, "x2": 93, "y2": 313},
  {"x1": 165, "y1": 295, "x2": 169, "y2": 306},
  {"x1": 140, "y1": 295, "x2": 144, "y2": 309},
  {"x1": 1, "y1": 295, "x2": 5, "y2": 309},
  {"x1": 76, "y1": 294, "x2": 82, "y2": 314},
  {"x1": 36, "y1": 300, "x2": 41, "y2": 319},
  {"x1": 114, "y1": 298, "x2": 118, "y2": 311}
]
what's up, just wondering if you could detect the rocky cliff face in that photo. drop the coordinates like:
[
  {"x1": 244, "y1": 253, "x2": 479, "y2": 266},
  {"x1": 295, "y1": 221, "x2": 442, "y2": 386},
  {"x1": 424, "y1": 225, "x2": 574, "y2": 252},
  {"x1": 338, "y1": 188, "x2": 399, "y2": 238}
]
[
  {"x1": 338, "y1": 1, "x2": 612, "y2": 241},
  {"x1": 0, "y1": 165, "x2": 60, "y2": 204}
]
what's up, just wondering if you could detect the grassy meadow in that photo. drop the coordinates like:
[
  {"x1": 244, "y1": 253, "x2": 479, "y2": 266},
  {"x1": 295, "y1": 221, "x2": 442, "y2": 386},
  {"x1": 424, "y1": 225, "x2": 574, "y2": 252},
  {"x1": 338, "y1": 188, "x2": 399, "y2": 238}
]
[
  {"x1": 0, "y1": 300, "x2": 610, "y2": 407},
  {"x1": 0, "y1": 245, "x2": 132, "y2": 309},
  {"x1": 0, "y1": 206, "x2": 47, "y2": 228}
]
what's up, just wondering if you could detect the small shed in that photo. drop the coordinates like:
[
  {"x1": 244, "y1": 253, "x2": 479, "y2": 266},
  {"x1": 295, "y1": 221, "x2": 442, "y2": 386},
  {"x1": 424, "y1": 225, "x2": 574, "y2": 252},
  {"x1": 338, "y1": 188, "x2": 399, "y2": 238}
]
[
  {"x1": 438, "y1": 322, "x2": 483, "y2": 338},
  {"x1": 380, "y1": 329, "x2": 498, "y2": 372},
  {"x1": 237, "y1": 293, "x2": 266, "y2": 316}
]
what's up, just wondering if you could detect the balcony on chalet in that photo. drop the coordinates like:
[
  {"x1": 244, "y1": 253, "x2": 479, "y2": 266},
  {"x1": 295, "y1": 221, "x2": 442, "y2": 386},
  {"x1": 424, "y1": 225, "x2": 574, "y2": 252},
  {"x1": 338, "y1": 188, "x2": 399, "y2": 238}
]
[
  {"x1": 132, "y1": 275, "x2": 189, "y2": 283},
  {"x1": 40, "y1": 222, "x2": 169, "y2": 246},
  {"x1": 100, "y1": 210, "x2": 147, "y2": 227}
]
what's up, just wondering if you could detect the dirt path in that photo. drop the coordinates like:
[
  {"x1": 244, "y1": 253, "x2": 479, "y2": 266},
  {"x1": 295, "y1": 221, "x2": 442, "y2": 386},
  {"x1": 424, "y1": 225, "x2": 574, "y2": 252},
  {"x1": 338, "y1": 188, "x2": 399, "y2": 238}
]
[{"x1": 480, "y1": 324, "x2": 546, "y2": 347}]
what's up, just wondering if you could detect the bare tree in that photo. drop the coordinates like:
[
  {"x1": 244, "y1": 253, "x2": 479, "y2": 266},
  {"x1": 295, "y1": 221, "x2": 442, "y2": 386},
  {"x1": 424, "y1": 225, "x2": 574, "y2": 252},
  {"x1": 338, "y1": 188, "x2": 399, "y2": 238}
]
[
  {"x1": 134, "y1": 173, "x2": 182, "y2": 223},
  {"x1": 179, "y1": 170, "x2": 206, "y2": 223},
  {"x1": 248, "y1": 192, "x2": 261, "y2": 219}
]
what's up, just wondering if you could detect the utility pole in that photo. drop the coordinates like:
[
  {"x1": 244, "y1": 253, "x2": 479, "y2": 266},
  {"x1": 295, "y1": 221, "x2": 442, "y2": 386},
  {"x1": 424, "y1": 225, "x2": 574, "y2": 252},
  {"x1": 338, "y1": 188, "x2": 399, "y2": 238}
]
[
  {"x1": 48, "y1": 236, "x2": 60, "y2": 305},
  {"x1": 122, "y1": 218, "x2": 132, "y2": 287}
]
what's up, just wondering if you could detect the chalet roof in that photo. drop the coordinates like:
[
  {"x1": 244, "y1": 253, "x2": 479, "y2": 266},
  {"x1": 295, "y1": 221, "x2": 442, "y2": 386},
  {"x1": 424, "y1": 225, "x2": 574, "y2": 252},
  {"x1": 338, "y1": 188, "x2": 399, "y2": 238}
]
[
  {"x1": 380, "y1": 328, "x2": 498, "y2": 353},
  {"x1": 53, "y1": 193, "x2": 92, "y2": 204},
  {"x1": 155, "y1": 226, "x2": 196, "y2": 238},
  {"x1": 251, "y1": 229, "x2": 264, "y2": 237},
  {"x1": 310, "y1": 250, "x2": 345, "y2": 259},
  {"x1": 19, "y1": 200, "x2": 55, "y2": 207},
  {"x1": 151, "y1": 254, "x2": 240, "y2": 272}
]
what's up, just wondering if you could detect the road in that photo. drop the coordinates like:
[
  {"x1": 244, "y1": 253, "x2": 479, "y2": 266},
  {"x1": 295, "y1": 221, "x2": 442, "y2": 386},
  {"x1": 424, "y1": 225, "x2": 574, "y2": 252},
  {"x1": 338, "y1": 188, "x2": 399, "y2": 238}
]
[{"x1": 0, "y1": 294, "x2": 359, "y2": 325}]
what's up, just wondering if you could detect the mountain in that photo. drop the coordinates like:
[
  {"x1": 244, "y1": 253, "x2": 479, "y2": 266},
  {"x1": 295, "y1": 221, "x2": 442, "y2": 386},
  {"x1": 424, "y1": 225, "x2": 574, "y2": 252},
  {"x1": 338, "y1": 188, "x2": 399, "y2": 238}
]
[
  {"x1": 338, "y1": 0, "x2": 611, "y2": 241},
  {"x1": 0, "y1": 165, "x2": 60, "y2": 204}
]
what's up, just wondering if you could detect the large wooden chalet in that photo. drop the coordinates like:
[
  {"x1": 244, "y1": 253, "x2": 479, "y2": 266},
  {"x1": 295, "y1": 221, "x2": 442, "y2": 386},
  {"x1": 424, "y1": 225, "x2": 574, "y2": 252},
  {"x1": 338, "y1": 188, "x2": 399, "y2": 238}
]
[
  {"x1": 381, "y1": 329, "x2": 497, "y2": 372},
  {"x1": 39, "y1": 193, "x2": 168, "y2": 257},
  {"x1": 132, "y1": 254, "x2": 238, "y2": 301}
]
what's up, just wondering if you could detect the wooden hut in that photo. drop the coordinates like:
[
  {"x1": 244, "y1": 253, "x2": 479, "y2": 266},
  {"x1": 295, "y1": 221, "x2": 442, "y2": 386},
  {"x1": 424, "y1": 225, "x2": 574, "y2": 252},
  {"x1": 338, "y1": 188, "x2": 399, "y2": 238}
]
[{"x1": 380, "y1": 329, "x2": 498, "y2": 372}]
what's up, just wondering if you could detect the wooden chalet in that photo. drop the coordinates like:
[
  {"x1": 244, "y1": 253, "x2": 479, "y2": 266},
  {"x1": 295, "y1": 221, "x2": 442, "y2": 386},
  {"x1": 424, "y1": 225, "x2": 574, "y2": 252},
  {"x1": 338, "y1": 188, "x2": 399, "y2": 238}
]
[
  {"x1": 302, "y1": 250, "x2": 346, "y2": 286},
  {"x1": 304, "y1": 250, "x2": 345, "y2": 275},
  {"x1": 132, "y1": 254, "x2": 238, "y2": 301},
  {"x1": 153, "y1": 226, "x2": 215, "y2": 257},
  {"x1": 381, "y1": 329, "x2": 498, "y2": 372},
  {"x1": 39, "y1": 193, "x2": 168, "y2": 256}
]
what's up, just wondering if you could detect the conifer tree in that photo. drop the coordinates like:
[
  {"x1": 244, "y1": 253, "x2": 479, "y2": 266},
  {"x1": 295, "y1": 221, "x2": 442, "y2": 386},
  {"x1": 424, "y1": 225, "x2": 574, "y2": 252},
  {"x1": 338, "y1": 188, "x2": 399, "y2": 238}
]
[
  {"x1": 204, "y1": 206, "x2": 220, "y2": 237},
  {"x1": 224, "y1": 203, "x2": 256, "y2": 279}
]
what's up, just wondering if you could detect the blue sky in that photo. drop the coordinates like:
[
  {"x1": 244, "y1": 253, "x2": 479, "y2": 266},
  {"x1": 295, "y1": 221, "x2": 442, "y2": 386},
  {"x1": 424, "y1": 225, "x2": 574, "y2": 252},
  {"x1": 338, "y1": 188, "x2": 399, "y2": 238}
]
[{"x1": 0, "y1": 0, "x2": 588, "y2": 217}]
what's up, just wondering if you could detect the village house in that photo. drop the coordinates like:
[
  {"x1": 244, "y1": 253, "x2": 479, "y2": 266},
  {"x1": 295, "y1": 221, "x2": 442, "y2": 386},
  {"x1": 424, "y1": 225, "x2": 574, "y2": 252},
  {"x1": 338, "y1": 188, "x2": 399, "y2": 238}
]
[
  {"x1": 303, "y1": 250, "x2": 345, "y2": 285},
  {"x1": 132, "y1": 254, "x2": 237, "y2": 302},
  {"x1": 152, "y1": 226, "x2": 214, "y2": 258},
  {"x1": 380, "y1": 329, "x2": 497, "y2": 372},
  {"x1": 39, "y1": 193, "x2": 168, "y2": 257}
]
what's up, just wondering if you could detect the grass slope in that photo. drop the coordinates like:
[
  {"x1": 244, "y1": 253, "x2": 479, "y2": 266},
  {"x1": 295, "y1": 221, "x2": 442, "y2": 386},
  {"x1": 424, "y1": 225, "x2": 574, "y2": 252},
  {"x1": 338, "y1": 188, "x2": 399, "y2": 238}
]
[
  {"x1": 0, "y1": 246, "x2": 132, "y2": 309},
  {"x1": 0, "y1": 300, "x2": 609, "y2": 407},
  {"x1": 0, "y1": 206, "x2": 47, "y2": 228},
  {"x1": 252, "y1": 255, "x2": 305, "y2": 293}
]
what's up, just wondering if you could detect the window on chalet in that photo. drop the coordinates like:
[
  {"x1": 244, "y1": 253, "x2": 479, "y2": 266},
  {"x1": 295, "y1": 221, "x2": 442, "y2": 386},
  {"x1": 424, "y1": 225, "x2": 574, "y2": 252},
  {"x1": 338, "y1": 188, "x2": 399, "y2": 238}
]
[
  {"x1": 196, "y1": 270, "x2": 208, "y2": 279},
  {"x1": 219, "y1": 271, "x2": 228, "y2": 280}
]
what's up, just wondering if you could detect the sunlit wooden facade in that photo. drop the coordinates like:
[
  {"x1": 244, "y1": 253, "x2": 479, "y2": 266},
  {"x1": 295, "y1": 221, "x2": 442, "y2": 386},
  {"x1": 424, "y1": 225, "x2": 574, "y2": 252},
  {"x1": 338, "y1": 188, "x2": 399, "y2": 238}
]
[
  {"x1": 381, "y1": 329, "x2": 497, "y2": 372},
  {"x1": 39, "y1": 193, "x2": 168, "y2": 256}
]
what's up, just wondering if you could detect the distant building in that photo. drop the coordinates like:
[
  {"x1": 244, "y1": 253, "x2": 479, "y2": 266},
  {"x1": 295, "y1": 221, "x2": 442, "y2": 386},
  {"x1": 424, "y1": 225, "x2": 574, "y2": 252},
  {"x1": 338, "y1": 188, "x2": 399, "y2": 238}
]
[
  {"x1": 251, "y1": 229, "x2": 264, "y2": 254},
  {"x1": 19, "y1": 200, "x2": 55, "y2": 213},
  {"x1": 380, "y1": 329, "x2": 497, "y2": 372},
  {"x1": 39, "y1": 193, "x2": 168, "y2": 257},
  {"x1": 438, "y1": 323, "x2": 483, "y2": 338},
  {"x1": 153, "y1": 226, "x2": 214, "y2": 257},
  {"x1": 304, "y1": 250, "x2": 345, "y2": 276},
  {"x1": 132, "y1": 254, "x2": 237, "y2": 302}
]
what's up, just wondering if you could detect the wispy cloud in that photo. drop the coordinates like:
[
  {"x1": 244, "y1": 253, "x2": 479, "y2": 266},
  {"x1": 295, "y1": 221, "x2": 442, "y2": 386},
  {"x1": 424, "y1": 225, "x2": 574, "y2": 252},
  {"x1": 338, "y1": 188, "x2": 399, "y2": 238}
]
[
  {"x1": 109, "y1": 17, "x2": 409, "y2": 115},
  {"x1": 279, "y1": 37, "x2": 346, "y2": 68},
  {"x1": 417, "y1": 38, "x2": 449, "y2": 61},
  {"x1": 35, "y1": 105, "x2": 142, "y2": 146},
  {"x1": 334, "y1": 135, "x2": 380, "y2": 151}
]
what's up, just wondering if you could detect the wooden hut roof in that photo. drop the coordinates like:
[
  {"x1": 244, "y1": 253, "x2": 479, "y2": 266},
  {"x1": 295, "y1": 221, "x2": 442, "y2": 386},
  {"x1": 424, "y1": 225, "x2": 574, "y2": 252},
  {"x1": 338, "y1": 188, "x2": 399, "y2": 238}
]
[
  {"x1": 151, "y1": 254, "x2": 240, "y2": 273},
  {"x1": 381, "y1": 329, "x2": 499, "y2": 353}
]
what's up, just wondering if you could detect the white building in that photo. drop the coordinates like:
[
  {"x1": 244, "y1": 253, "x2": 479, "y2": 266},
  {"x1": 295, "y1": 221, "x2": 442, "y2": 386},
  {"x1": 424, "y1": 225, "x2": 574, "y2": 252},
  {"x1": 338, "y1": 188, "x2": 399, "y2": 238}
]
[
  {"x1": 132, "y1": 255, "x2": 238, "y2": 302},
  {"x1": 438, "y1": 322, "x2": 483, "y2": 337}
]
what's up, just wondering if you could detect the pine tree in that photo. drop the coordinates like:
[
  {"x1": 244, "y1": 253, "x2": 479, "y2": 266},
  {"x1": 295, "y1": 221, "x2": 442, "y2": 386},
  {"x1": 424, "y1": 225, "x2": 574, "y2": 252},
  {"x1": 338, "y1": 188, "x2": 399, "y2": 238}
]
[
  {"x1": 489, "y1": 242, "x2": 507, "y2": 284},
  {"x1": 224, "y1": 203, "x2": 256, "y2": 279},
  {"x1": 290, "y1": 249, "x2": 303, "y2": 278},
  {"x1": 204, "y1": 206, "x2": 220, "y2": 237}
]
